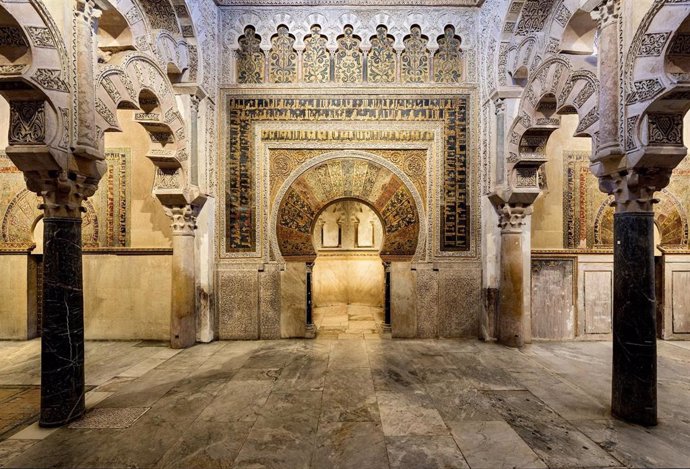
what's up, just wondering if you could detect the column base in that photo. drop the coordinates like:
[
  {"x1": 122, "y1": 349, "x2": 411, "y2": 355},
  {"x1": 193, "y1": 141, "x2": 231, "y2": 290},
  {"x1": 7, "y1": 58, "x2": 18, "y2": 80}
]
[{"x1": 305, "y1": 323, "x2": 316, "y2": 339}]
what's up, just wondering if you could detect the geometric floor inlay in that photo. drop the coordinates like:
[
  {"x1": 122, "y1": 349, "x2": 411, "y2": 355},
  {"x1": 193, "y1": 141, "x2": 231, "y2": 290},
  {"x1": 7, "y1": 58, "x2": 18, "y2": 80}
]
[{"x1": 68, "y1": 407, "x2": 150, "y2": 429}]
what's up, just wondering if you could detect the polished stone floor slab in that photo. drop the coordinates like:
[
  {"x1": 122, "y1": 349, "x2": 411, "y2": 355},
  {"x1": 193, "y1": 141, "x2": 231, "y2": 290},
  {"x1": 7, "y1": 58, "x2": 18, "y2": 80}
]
[{"x1": 1, "y1": 338, "x2": 689, "y2": 468}]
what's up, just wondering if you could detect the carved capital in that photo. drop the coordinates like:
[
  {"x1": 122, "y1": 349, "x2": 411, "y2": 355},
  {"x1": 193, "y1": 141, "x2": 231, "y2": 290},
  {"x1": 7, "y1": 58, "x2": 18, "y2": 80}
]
[
  {"x1": 598, "y1": 168, "x2": 671, "y2": 213},
  {"x1": 26, "y1": 170, "x2": 98, "y2": 219},
  {"x1": 591, "y1": 0, "x2": 620, "y2": 29},
  {"x1": 163, "y1": 204, "x2": 198, "y2": 236},
  {"x1": 494, "y1": 98, "x2": 505, "y2": 116},
  {"x1": 496, "y1": 203, "x2": 532, "y2": 233},
  {"x1": 75, "y1": 0, "x2": 100, "y2": 26},
  {"x1": 306, "y1": 261, "x2": 314, "y2": 274},
  {"x1": 190, "y1": 95, "x2": 201, "y2": 114}
]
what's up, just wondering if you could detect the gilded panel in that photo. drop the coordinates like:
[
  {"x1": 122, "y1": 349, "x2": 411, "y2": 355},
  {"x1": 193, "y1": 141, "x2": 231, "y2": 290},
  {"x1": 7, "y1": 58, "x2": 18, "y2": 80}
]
[
  {"x1": 433, "y1": 26, "x2": 463, "y2": 83},
  {"x1": 268, "y1": 146, "x2": 428, "y2": 205},
  {"x1": 401, "y1": 26, "x2": 429, "y2": 83},
  {"x1": 223, "y1": 95, "x2": 471, "y2": 255},
  {"x1": 269, "y1": 26, "x2": 298, "y2": 83},
  {"x1": 334, "y1": 26, "x2": 363, "y2": 83},
  {"x1": 302, "y1": 25, "x2": 330, "y2": 83},
  {"x1": 237, "y1": 26, "x2": 264, "y2": 84},
  {"x1": 368, "y1": 26, "x2": 396, "y2": 84}
]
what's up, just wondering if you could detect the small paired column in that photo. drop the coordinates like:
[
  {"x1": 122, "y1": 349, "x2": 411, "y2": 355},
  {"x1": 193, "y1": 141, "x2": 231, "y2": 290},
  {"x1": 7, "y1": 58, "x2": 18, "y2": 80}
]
[
  {"x1": 305, "y1": 261, "x2": 315, "y2": 338},
  {"x1": 382, "y1": 261, "x2": 392, "y2": 332},
  {"x1": 164, "y1": 204, "x2": 201, "y2": 349},
  {"x1": 494, "y1": 202, "x2": 531, "y2": 347}
]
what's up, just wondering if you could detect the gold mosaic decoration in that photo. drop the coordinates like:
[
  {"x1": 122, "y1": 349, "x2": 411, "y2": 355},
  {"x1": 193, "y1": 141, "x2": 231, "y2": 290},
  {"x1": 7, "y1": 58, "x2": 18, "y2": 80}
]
[
  {"x1": 223, "y1": 95, "x2": 471, "y2": 254},
  {"x1": 269, "y1": 25, "x2": 297, "y2": 83},
  {"x1": 434, "y1": 25, "x2": 462, "y2": 83},
  {"x1": 276, "y1": 157, "x2": 419, "y2": 259},
  {"x1": 237, "y1": 26, "x2": 264, "y2": 84},
  {"x1": 334, "y1": 26, "x2": 363, "y2": 83},
  {"x1": 368, "y1": 26, "x2": 396, "y2": 84},
  {"x1": 302, "y1": 25, "x2": 330, "y2": 83},
  {"x1": 268, "y1": 146, "x2": 429, "y2": 205},
  {"x1": 402, "y1": 26, "x2": 430, "y2": 83}
]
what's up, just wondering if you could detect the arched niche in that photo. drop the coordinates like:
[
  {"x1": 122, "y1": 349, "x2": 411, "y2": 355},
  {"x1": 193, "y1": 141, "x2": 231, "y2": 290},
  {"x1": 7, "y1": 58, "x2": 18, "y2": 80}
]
[{"x1": 272, "y1": 153, "x2": 425, "y2": 263}]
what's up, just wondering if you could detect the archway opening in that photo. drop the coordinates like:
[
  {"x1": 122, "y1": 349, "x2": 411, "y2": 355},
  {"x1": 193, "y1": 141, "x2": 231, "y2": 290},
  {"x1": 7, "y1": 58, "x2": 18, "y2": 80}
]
[{"x1": 311, "y1": 199, "x2": 385, "y2": 337}]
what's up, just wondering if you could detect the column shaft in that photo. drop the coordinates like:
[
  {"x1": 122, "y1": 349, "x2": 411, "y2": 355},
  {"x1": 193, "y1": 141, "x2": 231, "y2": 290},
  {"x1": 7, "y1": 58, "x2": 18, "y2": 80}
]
[
  {"x1": 40, "y1": 218, "x2": 85, "y2": 427},
  {"x1": 498, "y1": 230, "x2": 525, "y2": 347},
  {"x1": 612, "y1": 212, "x2": 657, "y2": 425},
  {"x1": 171, "y1": 232, "x2": 196, "y2": 349}
]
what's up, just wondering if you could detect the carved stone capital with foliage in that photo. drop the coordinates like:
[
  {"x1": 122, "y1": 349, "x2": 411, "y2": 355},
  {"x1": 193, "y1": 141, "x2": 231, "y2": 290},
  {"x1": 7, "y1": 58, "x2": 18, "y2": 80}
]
[
  {"x1": 598, "y1": 168, "x2": 672, "y2": 213},
  {"x1": 25, "y1": 170, "x2": 98, "y2": 219},
  {"x1": 495, "y1": 203, "x2": 532, "y2": 233},
  {"x1": 163, "y1": 204, "x2": 198, "y2": 236}
]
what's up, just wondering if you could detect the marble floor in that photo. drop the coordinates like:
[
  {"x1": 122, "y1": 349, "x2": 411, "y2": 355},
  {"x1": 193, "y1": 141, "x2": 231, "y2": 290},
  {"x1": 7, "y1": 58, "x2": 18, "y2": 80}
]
[
  {"x1": 0, "y1": 338, "x2": 690, "y2": 468},
  {"x1": 313, "y1": 304, "x2": 385, "y2": 338}
]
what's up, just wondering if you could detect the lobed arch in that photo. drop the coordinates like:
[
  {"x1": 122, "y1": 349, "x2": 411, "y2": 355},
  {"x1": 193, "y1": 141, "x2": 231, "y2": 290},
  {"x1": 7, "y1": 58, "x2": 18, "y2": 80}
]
[
  {"x1": 95, "y1": 52, "x2": 189, "y2": 193},
  {"x1": 103, "y1": 0, "x2": 199, "y2": 86},
  {"x1": 0, "y1": 0, "x2": 71, "y2": 156},
  {"x1": 493, "y1": 0, "x2": 595, "y2": 92},
  {"x1": 625, "y1": 3, "x2": 690, "y2": 158},
  {"x1": 502, "y1": 56, "x2": 599, "y2": 197},
  {"x1": 271, "y1": 151, "x2": 426, "y2": 264},
  {"x1": 224, "y1": 15, "x2": 470, "y2": 52}
]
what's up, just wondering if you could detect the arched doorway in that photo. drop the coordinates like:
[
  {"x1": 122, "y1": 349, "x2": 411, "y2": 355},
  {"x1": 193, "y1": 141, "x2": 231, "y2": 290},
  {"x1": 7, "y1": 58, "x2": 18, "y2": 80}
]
[
  {"x1": 272, "y1": 153, "x2": 424, "y2": 338},
  {"x1": 311, "y1": 199, "x2": 385, "y2": 338}
]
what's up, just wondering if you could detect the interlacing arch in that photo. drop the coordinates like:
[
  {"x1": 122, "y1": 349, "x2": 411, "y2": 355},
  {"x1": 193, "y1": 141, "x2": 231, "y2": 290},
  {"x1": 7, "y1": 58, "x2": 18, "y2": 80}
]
[
  {"x1": 96, "y1": 52, "x2": 188, "y2": 192},
  {"x1": 625, "y1": 1, "x2": 690, "y2": 159},
  {"x1": 505, "y1": 56, "x2": 599, "y2": 191},
  {"x1": 0, "y1": 0, "x2": 71, "y2": 156}
]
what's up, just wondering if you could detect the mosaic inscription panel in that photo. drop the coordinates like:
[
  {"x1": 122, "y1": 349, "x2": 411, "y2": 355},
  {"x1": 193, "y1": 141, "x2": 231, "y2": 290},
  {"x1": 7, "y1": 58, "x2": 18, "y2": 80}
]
[{"x1": 223, "y1": 95, "x2": 471, "y2": 253}]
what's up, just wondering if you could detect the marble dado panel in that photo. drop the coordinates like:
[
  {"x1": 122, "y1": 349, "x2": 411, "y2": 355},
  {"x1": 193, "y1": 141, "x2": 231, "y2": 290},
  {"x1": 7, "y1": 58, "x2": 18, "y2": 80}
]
[
  {"x1": 219, "y1": 91, "x2": 478, "y2": 262},
  {"x1": 661, "y1": 255, "x2": 690, "y2": 339},
  {"x1": 531, "y1": 258, "x2": 575, "y2": 340}
]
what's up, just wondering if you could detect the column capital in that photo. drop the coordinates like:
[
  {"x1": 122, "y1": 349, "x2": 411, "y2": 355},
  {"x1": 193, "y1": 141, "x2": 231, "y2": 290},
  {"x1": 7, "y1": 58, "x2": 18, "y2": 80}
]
[
  {"x1": 598, "y1": 168, "x2": 671, "y2": 213},
  {"x1": 26, "y1": 170, "x2": 98, "y2": 219},
  {"x1": 305, "y1": 261, "x2": 314, "y2": 274},
  {"x1": 189, "y1": 95, "x2": 201, "y2": 113},
  {"x1": 163, "y1": 204, "x2": 199, "y2": 236},
  {"x1": 494, "y1": 98, "x2": 506, "y2": 115},
  {"x1": 75, "y1": 0, "x2": 101, "y2": 26},
  {"x1": 590, "y1": 0, "x2": 620, "y2": 28},
  {"x1": 496, "y1": 203, "x2": 532, "y2": 233}
]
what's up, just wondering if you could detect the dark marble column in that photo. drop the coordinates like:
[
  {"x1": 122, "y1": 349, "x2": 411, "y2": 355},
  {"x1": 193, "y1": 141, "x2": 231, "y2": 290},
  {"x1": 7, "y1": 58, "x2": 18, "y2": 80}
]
[
  {"x1": 383, "y1": 262, "x2": 391, "y2": 330},
  {"x1": 612, "y1": 212, "x2": 657, "y2": 426},
  {"x1": 40, "y1": 217, "x2": 86, "y2": 427},
  {"x1": 306, "y1": 262, "x2": 315, "y2": 337}
]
